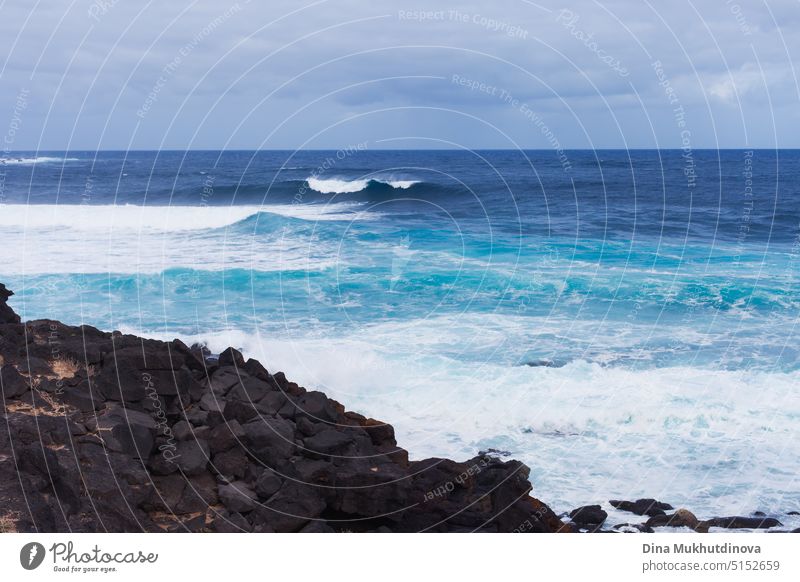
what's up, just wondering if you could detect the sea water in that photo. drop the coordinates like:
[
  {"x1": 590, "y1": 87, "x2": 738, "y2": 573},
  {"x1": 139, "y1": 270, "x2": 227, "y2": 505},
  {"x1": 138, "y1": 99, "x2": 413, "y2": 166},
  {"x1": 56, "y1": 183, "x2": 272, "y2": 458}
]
[{"x1": 1, "y1": 149, "x2": 798, "y2": 516}]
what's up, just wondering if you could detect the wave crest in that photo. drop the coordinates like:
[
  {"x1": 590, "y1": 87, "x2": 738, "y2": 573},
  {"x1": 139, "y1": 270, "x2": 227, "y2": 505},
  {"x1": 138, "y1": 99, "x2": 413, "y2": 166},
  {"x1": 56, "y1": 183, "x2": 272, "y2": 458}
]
[
  {"x1": 0, "y1": 202, "x2": 377, "y2": 235},
  {"x1": 306, "y1": 176, "x2": 420, "y2": 194},
  {"x1": 1, "y1": 156, "x2": 80, "y2": 165}
]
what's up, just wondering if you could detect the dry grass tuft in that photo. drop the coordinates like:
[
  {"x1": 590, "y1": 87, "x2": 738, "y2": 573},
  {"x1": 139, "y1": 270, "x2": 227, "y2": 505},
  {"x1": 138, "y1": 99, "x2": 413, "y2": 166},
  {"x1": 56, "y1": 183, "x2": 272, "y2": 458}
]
[
  {"x1": 5, "y1": 390, "x2": 67, "y2": 417},
  {"x1": 51, "y1": 358, "x2": 80, "y2": 379},
  {"x1": 0, "y1": 513, "x2": 19, "y2": 533}
]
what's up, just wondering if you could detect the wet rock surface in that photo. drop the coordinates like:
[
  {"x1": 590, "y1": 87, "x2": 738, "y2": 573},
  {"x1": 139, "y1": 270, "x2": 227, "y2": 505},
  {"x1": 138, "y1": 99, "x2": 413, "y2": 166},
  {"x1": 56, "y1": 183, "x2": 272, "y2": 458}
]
[
  {"x1": 0, "y1": 286, "x2": 562, "y2": 533},
  {"x1": 569, "y1": 505, "x2": 608, "y2": 530},
  {"x1": 610, "y1": 498, "x2": 673, "y2": 517}
]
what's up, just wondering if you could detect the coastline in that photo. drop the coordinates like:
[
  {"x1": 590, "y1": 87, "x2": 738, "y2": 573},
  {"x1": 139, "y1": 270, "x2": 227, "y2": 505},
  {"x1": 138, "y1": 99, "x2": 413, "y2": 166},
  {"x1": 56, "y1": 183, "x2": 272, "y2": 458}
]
[
  {"x1": 0, "y1": 283, "x2": 561, "y2": 533},
  {"x1": 0, "y1": 283, "x2": 796, "y2": 533}
]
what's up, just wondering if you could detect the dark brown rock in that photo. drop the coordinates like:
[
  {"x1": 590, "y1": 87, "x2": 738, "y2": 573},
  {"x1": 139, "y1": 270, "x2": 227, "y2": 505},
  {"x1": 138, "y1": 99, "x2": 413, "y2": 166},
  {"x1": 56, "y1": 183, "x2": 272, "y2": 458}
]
[
  {"x1": 176, "y1": 472, "x2": 218, "y2": 513},
  {"x1": 212, "y1": 448, "x2": 249, "y2": 478},
  {"x1": 0, "y1": 282, "x2": 566, "y2": 533},
  {"x1": 610, "y1": 498, "x2": 673, "y2": 517},
  {"x1": 303, "y1": 429, "x2": 354, "y2": 457},
  {"x1": 1, "y1": 364, "x2": 29, "y2": 398},
  {"x1": 176, "y1": 439, "x2": 210, "y2": 476},
  {"x1": 0, "y1": 284, "x2": 20, "y2": 324},
  {"x1": 704, "y1": 516, "x2": 783, "y2": 529},
  {"x1": 570, "y1": 505, "x2": 608, "y2": 528},
  {"x1": 218, "y1": 347, "x2": 245, "y2": 368},
  {"x1": 219, "y1": 481, "x2": 258, "y2": 513},
  {"x1": 243, "y1": 416, "x2": 296, "y2": 458},
  {"x1": 255, "y1": 470, "x2": 283, "y2": 498}
]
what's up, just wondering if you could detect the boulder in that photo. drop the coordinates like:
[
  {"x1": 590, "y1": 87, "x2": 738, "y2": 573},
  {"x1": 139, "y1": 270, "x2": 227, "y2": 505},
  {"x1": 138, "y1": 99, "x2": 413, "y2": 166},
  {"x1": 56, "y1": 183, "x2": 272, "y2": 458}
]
[
  {"x1": 86, "y1": 407, "x2": 157, "y2": 459},
  {"x1": 170, "y1": 339, "x2": 206, "y2": 372},
  {"x1": 95, "y1": 361, "x2": 148, "y2": 402},
  {"x1": 255, "y1": 470, "x2": 283, "y2": 498},
  {"x1": 290, "y1": 391, "x2": 341, "y2": 423},
  {"x1": 207, "y1": 366, "x2": 241, "y2": 395},
  {"x1": 0, "y1": 284, "x2": 20, "y2": 324},
  {"x1": 647, "y1": 508, "x2": 700, "y2": 530},
  {"x1": 172, "y1": 420, "x2": 193, "y2": 441},
  {"x1": 243, "y1": 358, "x2": 270, "y2": 381},
  {"x1": 59, "y1": 379, "x2": 105, "y2": 412},
  {"x1": 569, "y1": 505, "x2": 608, "y2": 528},
  {"x1": 143, "y1": 474, "x2": 185, "y2": 512},
  {"x1": 222, "y1": 399, "x2": 260, "y2": 424},
  {"x1": 243, "y1": 416, "x2": 296, "y2": 459},
  {"x1": 227, "y1": 376, "x2": 271, "y2": 403},
  {"x1": 361, "y1": 418, "x2": 396, "y2": 448},
  {"x1": 105, "y1": 345, "x2": 184, "y2": 371},
  {"x1": 17, "y1": 357, "x2": 52, "y2": 376},
  {"x1": 252, "y1": 483, "x2": 326, "y2": 532},
  {"x1": 610, "y1": 498, "x2": 673, "y2": 517},
  {"x1": 207, "y1": 419, "x2": 245, "y2": 453},
  {"x1": 703, "y1": 516, "x2": 782, "y2": 529},
  {"x1": 0, "y1": 364, "x2": 29, "y2": 398},
  {"x1": 218, "y1": 347, "x2": 245, "y2": 368},
  {"x1": 176, "y1": 472, "x2": 218, "y2": 513},
  {"x1": 212, "y1": 448, "x2": 249, "y2": 478},
  {"x1": 303, "y1": 429, "x2": 354, "y2": 457},
  {"x1": 213, "y1": 512, "x2": 252, "y2": 533},
  {"x1": 200, "y1": 391, "x2": 225, "y2": 413},
  {"x1": 175, "y1": 439, "x2": 210, "y2": 476},
  {"x1": 219, "y1": 481, "x2": 258, "y2": 513}
]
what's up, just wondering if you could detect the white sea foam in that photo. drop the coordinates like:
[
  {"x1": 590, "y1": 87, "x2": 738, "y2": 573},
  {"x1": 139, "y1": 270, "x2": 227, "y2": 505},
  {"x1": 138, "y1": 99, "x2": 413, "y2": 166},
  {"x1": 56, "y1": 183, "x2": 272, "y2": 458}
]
[
  {"x1": 307, "y1": 176, "x2": 420, "y2": 194},
  {"x1": 383, "y1": 179, "x2": 419, "y2": 189},
  {"x1": 0, "y1": 156, "x2": 80, "y2": 165},
  {"x1": 0, "y1": 204, "x2": 261, "y2": 232},
  {"x1": 0, "y1": 203, "x2": 370, "y2": 274},
  {"x1": 124, "y1": 314, "x2": 800, "y2": 517},
  {"x1": 0, "y1": 202, "x2": 376, "y2": 233}
]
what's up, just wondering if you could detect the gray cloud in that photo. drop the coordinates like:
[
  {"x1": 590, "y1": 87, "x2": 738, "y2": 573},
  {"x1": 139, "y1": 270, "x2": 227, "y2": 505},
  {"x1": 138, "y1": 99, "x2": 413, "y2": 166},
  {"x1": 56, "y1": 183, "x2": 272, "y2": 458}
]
[{"x1": 0, "y1": 0, "x2": 797, "y2": 149}]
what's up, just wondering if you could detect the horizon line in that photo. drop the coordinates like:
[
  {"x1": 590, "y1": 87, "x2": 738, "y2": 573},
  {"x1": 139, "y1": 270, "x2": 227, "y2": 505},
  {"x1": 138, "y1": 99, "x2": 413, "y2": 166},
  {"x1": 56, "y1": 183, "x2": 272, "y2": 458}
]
[{"x1": 4, "y1": 147, "x2": 798, "y2": 152}]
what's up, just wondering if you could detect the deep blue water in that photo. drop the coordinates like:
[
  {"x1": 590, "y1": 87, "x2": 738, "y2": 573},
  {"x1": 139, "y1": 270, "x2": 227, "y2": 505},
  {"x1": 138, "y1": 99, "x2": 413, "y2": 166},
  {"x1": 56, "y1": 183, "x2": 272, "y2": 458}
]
[
  {"x1": 1, "y1": 149, "x2": 798, "y2": 515},
  {"x1": 2, "y1": 149, "x2": 797, "y2": 245}
]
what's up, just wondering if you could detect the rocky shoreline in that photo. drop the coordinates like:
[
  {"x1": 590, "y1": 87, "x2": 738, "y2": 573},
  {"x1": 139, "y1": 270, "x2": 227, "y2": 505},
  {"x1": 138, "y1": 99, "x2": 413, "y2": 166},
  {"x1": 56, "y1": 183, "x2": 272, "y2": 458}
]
[{"x1": 0, "y1": 283, "x2": 797, "y2": 533}]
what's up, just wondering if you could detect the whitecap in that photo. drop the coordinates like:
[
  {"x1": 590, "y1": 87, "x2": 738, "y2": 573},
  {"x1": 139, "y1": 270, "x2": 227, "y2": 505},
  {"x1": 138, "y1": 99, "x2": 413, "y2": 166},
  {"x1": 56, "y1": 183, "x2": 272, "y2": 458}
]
[
  {"x1": 0, "y1": 156, "x2": 80, "y2": 165},
  {"x1": 306, "y1": 176, "x2": 420, "y2": 194}
]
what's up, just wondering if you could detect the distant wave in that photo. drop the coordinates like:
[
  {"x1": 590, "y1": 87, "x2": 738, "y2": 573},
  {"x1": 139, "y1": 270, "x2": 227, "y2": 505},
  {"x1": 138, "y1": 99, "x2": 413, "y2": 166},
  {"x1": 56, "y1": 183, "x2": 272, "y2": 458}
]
[
  {"x1": 306, "y1": 176, "x2": 421, "y2": 194},
  {"x1": 0, "y1": 156, "x2": 80, "y2": 165},
  {"x1": 0, "y1": 202, "x2": 375, "y2": 233}
]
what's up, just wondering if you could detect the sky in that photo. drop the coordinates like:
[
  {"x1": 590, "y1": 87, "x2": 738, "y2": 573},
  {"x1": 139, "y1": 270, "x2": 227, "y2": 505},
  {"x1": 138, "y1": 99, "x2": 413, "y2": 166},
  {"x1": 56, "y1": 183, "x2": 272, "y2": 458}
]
[{"x1": 0, "y1": 0, "x2": 798, "y2": 150}]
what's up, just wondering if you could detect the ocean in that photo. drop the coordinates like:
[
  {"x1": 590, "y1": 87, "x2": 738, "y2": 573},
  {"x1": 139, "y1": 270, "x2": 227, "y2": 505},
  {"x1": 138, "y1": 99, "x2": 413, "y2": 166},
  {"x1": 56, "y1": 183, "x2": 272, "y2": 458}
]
[{"x1": 1, "y1": 149, "x2": 798, "y2": 517}]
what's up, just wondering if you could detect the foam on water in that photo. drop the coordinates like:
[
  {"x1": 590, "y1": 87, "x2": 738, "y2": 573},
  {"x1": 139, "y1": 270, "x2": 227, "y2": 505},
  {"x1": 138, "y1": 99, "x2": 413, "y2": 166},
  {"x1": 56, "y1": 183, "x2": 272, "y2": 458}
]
[
  {"x1": 306, "y1": 176, "x2": 420, "y2": 193},
  {"x1": 0, "y1": 202, "x2": 373, "y2": 232},
  {"x1": 0, "y1": 156, "x2": 80, "y2": 165},
  {"x1": 119, "y1": 319, "x2": 800, "y2": 517},
  {"x1": 0, "y1": 204, "x2": 261, "y2": 232},
  {"x1": 0, "y1": 203, "x2": 379, "y2": 274}
]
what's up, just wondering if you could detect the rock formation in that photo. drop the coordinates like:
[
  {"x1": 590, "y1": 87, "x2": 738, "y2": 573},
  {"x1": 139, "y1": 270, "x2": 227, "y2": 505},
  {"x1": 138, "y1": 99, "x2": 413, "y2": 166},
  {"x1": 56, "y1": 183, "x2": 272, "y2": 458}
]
[{"x1": 0, "y1": 285, "x2": 562, "y2": 533}]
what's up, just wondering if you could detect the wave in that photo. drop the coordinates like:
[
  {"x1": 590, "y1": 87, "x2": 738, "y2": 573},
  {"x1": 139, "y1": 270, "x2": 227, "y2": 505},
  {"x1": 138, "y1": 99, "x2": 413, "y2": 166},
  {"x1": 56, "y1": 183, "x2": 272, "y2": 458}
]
[
  {"x1": 0, "y1": 156, "x2": 80, "y2": 165},
  {"x1": 0, "y1": 202, "x2": 376, "y2": 233},
  {"x1": 306, "y1": 176, "x2": 421, "y2": 194},
  {"x1": 110, "y1": 321, "x2": 800, "y2": 517},
  {"x1": 0, "y1": 204, "x2": 261, "y2": 232}
]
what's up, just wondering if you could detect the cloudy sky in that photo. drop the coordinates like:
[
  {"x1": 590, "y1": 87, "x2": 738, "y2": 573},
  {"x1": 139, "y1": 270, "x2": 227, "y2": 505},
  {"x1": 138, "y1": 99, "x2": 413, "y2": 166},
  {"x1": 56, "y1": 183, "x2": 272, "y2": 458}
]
[{"x1": 0, "y1": 0, "x2": 797, "y2": 149}]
